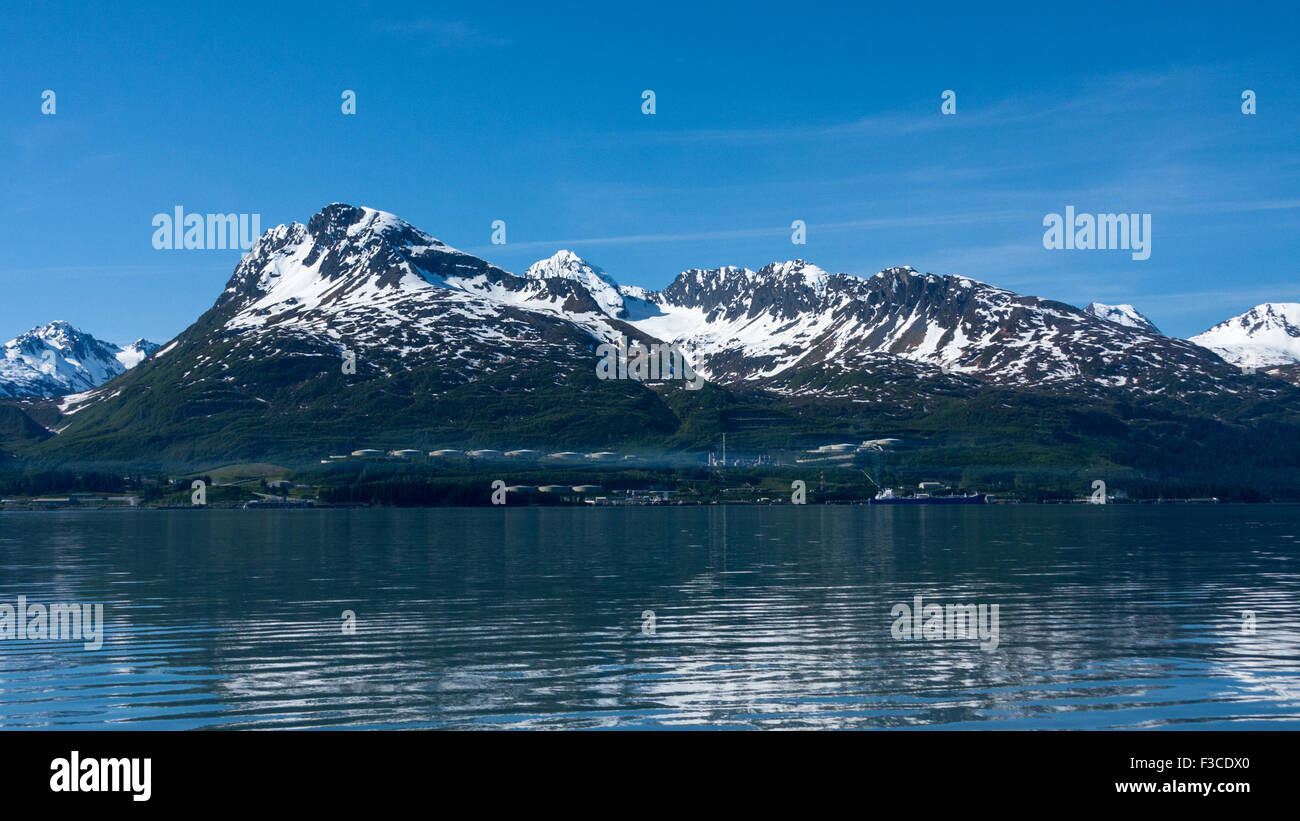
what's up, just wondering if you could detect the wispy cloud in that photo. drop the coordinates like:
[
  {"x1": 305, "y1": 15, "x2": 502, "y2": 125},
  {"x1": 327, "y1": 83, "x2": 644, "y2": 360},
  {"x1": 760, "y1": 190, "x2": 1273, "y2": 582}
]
[
  {"x1": 625, "y1": 68, "x2": 1227, "y2": 148},
  {"x1": 464, "y1": 225, "x2": 783, "y2": 255},
  {"x1": 463, "y1": 211, "x2": 1027, "y2": 256},
  {"x1": 628, "y1": 98, "x2": 1030, "y2": 146}
]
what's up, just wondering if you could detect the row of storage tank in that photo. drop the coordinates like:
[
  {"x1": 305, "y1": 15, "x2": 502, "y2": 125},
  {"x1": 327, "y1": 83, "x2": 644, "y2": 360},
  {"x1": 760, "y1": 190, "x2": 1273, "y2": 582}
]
[
  {"x1": 506, "y1": 485, "x2": 604, "y2": 493},
  {"x1": 332, "y1": 449, "x2": 632, "y2": 461}
]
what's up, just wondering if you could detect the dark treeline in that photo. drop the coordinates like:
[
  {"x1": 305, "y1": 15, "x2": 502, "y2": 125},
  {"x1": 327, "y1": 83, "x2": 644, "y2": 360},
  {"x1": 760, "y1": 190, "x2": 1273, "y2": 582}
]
[
  {"x1": 0, "y1": 470, "x2": 204, "y2": 501},
  {"x1": 0, "y1": 470, "x2": 130, "y2": 496}
]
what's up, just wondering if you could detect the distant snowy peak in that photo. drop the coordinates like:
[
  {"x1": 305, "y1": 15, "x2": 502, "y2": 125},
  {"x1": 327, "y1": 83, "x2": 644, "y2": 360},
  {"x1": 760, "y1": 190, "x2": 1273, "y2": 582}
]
[
  {"x1": 0, "y1": 322, "x2": 158, "y2": 398},
  {"x1": 116, "y1": 339, "x2": 162, "y2": 369},
  {"x1": 657, "y1": 260, "x2": 838, "y2": 322},
  {"x1": 763, "y1": 259, "x2": 831, "y2": 296},
  {"x1": 524, "y1": 250, "x2": 627, "y2": 318},
  {"x1": 1084, "y1": 302, "x2": 1161, "y2": 334},
  {"x1": 1190, "y1": 302, "x2": 1300, "y2": 367},
  {"x1": 623, "y1": 262, "x2": 1226, "y2": 393},
  {"x1": 525, "y1": 250, "x2": 615, "y2": 285}
]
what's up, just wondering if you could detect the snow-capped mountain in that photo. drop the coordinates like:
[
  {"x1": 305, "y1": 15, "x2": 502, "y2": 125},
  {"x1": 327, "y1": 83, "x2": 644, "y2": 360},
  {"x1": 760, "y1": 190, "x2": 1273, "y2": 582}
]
[
  {"x1": 525, "y1": 250, "x2": 628, "y2": 319},
  {"x1": 0, "y1": 321, "x2": 159, "y2": 398},
  {"x1": 202, "y1": 205, "x2": 629, "y2": 397},
  {"x1": 1083, "y1": 302, "x2": 1160, "y2": 334},
  {"x1": 203, "y1": 206, "x2": 1237, "y2": 400},
  {"x1": 35, "y1": 204, "x2": 1300, "y2": 465},
  {"x1": 617, "y1": 262, "x2": 1230, "y2": 398},
  {"x1": 1189, "y1": 303, "x2": 1300, "y2": 368},
  {"x1": 115, "y1": 340, "x2": 158, "y2": 369}
]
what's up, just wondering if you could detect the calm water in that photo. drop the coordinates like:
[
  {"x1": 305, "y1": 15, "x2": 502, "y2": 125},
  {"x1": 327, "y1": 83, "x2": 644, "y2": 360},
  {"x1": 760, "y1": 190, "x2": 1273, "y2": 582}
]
[{"x1": 1, "y1": 506, "x2": 1298, "y2": 729}]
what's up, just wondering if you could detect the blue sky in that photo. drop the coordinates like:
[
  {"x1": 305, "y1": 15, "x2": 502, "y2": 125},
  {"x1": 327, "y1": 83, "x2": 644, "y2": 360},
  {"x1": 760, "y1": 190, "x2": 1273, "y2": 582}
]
[{"x1": 2, "y1": 0, "x2": 1297, "y2": 344}]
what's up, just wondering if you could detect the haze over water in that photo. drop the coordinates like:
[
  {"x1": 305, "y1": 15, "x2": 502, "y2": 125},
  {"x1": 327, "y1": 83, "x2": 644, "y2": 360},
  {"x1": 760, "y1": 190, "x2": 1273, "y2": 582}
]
[{"x1": 1, "y1": 506, "x2": 1298, "y2": 729}]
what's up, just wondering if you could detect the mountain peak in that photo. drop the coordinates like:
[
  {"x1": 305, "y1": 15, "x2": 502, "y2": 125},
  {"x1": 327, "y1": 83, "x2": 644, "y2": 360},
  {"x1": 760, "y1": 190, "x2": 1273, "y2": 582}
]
[
  {"x1": 757, "y1": 259, "x2": 830, "y2": 297},
  {"x1": 1254, "y1": 302, "x2": 1300, "y2": 321},
  {"x1": 305, "y1": 203, "x2": 444, "y2": 249},
  {"x1": 526, "y1": 250, "x2": 614, "y2": 281},
  {"x1": 1190, "y1": 302, "x2": 1300, "y2": 367},
  {"x1": 1, "y1": 322, "x2": 154, "y2": 398},
  {"x1": 27, "y1": 319, "x2": 79, "y2": 339},
  {"x1": 1084, "y1": 302, "x2": 1161, "y2": 334},
  {"x1": 541, "y1": 249, "x2": 584, "y2": 265},
  {"x1": 13, "y1": 320, "x2": 106, "y2": 353},
  {"x1": 524, "y1": 250, "x2": 626, "y2": 317},
  {"x1": 220, "y1": 204, "x2": 492, "y2": 316},
  {"x1": 116, "y1": 339, "x2": 161, "y2": 369}
]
